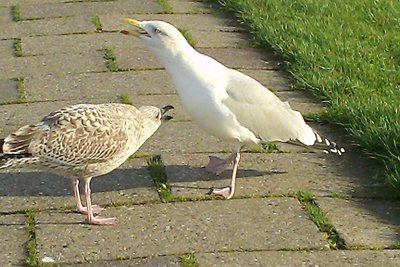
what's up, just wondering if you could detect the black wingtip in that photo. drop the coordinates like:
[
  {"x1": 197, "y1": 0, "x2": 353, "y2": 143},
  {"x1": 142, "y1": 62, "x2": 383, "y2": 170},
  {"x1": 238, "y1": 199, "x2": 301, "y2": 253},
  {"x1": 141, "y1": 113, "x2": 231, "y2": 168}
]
[{"x1": 313, "y1": 130, "x2": 345, "y2": 155}]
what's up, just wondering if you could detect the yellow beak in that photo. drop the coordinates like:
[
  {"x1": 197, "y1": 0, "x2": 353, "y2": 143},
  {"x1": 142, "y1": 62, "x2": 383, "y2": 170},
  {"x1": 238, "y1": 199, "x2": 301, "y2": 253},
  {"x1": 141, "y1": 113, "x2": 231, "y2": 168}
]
[{"x1": 122, "y1": 18, "x2": 142, "y2": 28}]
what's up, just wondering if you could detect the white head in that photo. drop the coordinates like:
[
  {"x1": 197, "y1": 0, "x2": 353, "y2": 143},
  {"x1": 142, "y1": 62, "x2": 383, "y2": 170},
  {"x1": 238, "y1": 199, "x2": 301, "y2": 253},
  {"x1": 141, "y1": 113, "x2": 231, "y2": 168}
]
[{"x1": 121, "y1": 19, "x2": 193, "y2": 58}]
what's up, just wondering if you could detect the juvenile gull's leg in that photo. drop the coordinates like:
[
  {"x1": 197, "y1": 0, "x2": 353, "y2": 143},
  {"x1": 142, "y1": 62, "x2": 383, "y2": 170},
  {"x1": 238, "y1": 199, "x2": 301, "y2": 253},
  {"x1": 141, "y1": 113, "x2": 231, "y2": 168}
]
[
  {"x1": 72, "y1": 177, "x2": 104, "y2": 215},
  {"x1": 84, "y1": 178, "x2": 116, "y2": 225}
]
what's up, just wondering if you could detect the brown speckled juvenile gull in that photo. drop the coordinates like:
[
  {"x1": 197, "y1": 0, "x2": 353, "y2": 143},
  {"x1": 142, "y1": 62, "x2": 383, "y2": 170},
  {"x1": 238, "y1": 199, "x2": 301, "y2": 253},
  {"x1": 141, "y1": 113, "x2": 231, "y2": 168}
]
[{"x1": 0, "y1": 103, "x2": 174, "y2": 225}]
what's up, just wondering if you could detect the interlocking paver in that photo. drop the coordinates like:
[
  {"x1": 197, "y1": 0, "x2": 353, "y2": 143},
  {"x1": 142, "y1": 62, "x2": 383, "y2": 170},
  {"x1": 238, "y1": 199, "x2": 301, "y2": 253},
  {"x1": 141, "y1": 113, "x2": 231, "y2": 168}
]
[
  {"x1": 163, "y1": 151, "x2": 392, "y2": 198},
  {"x1": 317, "y1": 198, "x2": 400, "y2": 248},
  {"x1": 0, "y1": 16, "x2": 94, "y2": 40},
  {"x1": 169, "y1": 0, "x2": 214, "y2": 14},
  {"x1": 102, "y1": 13, "x2": 243, "y2": 32},
  {"x1": 19, "y1": 0, "x2": 162, "y2": 20},
  {"x1": 115, "y1": 47, "x2": 281, "y2": 70},
  {"x1": 0, "y1": 215, "x2": 27, "y2": 267},
  {"x1": 0, "y1": 7, "x2": 13, "y2": 24},
  {"x1": 0, "y1": 39, "x2": 15, "y2": 58},
  {"x1": 0, "y1": 50, "x2": 107, "y2": 79},
  {"x1": 0, "y1": 158, "x2": 159, "y2": 213},
  {"x1": 0, "y1": 0, "x2": 68, "y2": 7},
  {"x1": 196, "y1": 250, "x2": 400, "y2": 267},
  {"x1": 22, "y1": 32, "x2": 133, "y2": 56},
  {"x1": 0, "y1": 79, "x2": 18, "y2": 104},
  {"x1": 68, "y1": 256, "x2": 181, "y2": 267},
  {"x1": 24, "y1": 71, "x2": 176, "y2": 101},
  {"x1": 35, "y1": 198, "x2": 327, "y2": 263}
]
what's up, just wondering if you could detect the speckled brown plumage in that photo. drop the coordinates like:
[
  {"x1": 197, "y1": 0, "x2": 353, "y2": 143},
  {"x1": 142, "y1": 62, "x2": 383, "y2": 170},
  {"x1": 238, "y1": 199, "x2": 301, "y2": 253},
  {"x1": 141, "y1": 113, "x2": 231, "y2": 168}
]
[{"x1": 0, "y1": 103, "x2": 173, "y2": 225}]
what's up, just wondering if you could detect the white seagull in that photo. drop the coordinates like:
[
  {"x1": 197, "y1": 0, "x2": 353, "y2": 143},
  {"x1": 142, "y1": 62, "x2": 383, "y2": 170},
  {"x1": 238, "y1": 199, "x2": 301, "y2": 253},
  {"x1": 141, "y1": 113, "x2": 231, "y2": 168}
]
[
  {"x1": 0, "y1": 103, "x2": 174, "y2": 225},
  {"x1": 121, "y1": 19, "x2": 344, "y2": 199}
]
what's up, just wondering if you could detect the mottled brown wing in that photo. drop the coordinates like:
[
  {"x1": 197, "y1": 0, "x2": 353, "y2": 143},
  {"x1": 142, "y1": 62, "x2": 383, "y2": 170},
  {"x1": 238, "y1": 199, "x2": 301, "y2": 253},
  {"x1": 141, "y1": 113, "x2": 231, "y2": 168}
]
[{"x1": 28, "y1": 104, "x2": 143, "y2": 166}]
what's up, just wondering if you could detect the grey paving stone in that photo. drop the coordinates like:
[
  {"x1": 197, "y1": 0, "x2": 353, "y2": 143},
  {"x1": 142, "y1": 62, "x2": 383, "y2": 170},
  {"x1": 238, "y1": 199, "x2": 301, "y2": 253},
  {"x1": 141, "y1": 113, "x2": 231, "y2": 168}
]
[
  {"x1": 0, "y1": 7, "x2": 13, "y2": 24},
  {"x1": 24, "y1": 70, "x2": 177, "y2": 101},
  {"x1": 35, "y1": 198, "x2": 327, "y2": 263},
  {"x1": 240, "y1": 69, "x2": 293, "y2": 91},
  {"x1": 0, "y1": 79, "x2": 19, "y2": 104},
  {"x1": 0, "y1": 39, "x2": 16, "y2": 58},
  {"x1": 0, "y1": 214, "x2": 27, "y2": 267},
  {"x1": 102, "y1": 13, "x2": 243, "y2": 33},
  {"x1": 20, "y1": 0, "x2": 162, "y2": 20},
  {"x1": 164, "y1": 150, "x2": 392, "y2": 198},
  {"x1": 275, "y1": 90, "x2": 323, "y2": 115},
  {"x1": 169, "y1": 0, "x2": 213, "y2": 14},
  {"x1": 0, "y1": 158, "x2": 159, "y2": 213},
  {"x1": 0, "y1": 0, "x2": 69, "y2": 6},
  {"x1": 114, "y1": 46, "x2": 161, "y2": 70},
  {"x1": 190, "y1": 29, "x2": 253, "y2": 48},
  {"x1": 199, "y1": 47, "x2": 282, "y2": 70},
  {"x1": 24, "y1": 69, "x2": 292, "y2": 101},
  {"x1": 0, "y1": 16, "x2": 94, "y2": 40},
  {"x1": 317, "y1": 198, "x2": 400, "y2": 248},
  {"x1": 138, "y1": 121, "x2": 227, "y2": 154},
  {"x1": 22, "y1": 32, "x2": 134, "y2": 56},
  {"x1": 196, "y1": 250, "x2": 400, "y2": 267},
  {"x1": 68, "y1": 256, "x2": 181, "y2": 267},
  {"x1": 115, "y1": 47, "x2": 280, "y2": 70},
  {"x1": 0, "y1": 51, "x2": 107, "y2": 79}
]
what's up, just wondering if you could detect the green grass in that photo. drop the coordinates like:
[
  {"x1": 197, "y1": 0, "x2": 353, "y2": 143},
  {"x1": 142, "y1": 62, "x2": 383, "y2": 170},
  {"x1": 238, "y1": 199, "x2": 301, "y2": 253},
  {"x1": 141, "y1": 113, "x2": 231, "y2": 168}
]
[
  {"x1": 218, "y1": 0, "x2": 400, "y2": 191},
  {"x1": 119, "y1": 94, "x2": 132, "y2": 105},
  {"x1": 14, "y1": 38, "x2": 22, "y2": 57},
  {"x1": 25, "y1": 211, "x2": 39, "y2": 267},
  {"x1": 103, "y1": 47, "x2": 119, "y2": 72},
  {"x1": 16, "y1": 77, "x2": 26, "y2": 103},
  {"x1": 91, "y1": 15, "x2": 102, "y2": 32},
  {"x1": 296, "y1": 191, "x2": 346, "y2": 249},
  {"x1": 180, "y1": 253, "x2": 199, "y2": 267},
  {"x1": 147, "y1": 155, "x2": 174, "y2": 202},
  {"x1": 11, "y1": 5, "x2": 21, "y2": 22},
  {"x1": 158, "y1": 0, "x2": 173, "y2": 14},
  {"x1": 179, "y1": 28, "x2": 197, "y2": 48},
  {"x1": 262, "y1": 143, "x2": 282, "y2": 153}
]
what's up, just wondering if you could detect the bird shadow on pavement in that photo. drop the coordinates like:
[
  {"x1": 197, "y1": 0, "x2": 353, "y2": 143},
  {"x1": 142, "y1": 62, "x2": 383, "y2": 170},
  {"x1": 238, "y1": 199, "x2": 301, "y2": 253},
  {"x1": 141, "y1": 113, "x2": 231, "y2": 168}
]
[{"x1": 0, "y1": 164, "x2": 276, "y2": 197}]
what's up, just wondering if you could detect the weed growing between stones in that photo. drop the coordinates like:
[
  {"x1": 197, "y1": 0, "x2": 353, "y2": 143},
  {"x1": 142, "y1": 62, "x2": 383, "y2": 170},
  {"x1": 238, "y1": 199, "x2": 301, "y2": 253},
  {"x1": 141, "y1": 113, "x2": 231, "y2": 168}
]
[
  {"x1": 296, "y1": 191, "x2": 347, "y2": 249},
  {"x1": 147, "y1": 155, "x2": 174, "y2": 202}
]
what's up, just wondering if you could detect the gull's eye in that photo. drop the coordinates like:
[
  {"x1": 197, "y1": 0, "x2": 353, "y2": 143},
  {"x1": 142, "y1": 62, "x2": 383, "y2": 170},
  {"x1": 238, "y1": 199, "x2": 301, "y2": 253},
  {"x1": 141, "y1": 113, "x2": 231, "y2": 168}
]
[{"x1": 154, "y1": 28, "x2": 161, "y2": 34}]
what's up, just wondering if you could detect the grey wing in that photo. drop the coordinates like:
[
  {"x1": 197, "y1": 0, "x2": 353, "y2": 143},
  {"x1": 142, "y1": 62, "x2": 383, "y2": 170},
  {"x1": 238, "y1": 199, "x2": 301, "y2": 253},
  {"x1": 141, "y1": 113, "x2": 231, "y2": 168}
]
[
  {"x1": 222, "y1": 69, "x2": 316, "y2": 145},
  {"x1": 5, "y1": 104, "x2": 143, "y2": 167}
]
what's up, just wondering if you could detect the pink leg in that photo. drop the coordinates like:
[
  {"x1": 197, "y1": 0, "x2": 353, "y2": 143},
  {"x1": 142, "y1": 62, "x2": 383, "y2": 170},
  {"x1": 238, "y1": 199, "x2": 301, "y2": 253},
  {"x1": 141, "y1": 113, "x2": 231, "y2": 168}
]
[
  {"x1": 84, "y1": 178, "x2": 116, "y2": 225},
  {"x1": 72, "y1": 177, "x2": 104, "y2": 215},
  {"x1": 211, "y1": 152, "x2": 240, "y2": 199},
  {"x1": 206, "y1": 152, "x2": 237, "y2": 175}
]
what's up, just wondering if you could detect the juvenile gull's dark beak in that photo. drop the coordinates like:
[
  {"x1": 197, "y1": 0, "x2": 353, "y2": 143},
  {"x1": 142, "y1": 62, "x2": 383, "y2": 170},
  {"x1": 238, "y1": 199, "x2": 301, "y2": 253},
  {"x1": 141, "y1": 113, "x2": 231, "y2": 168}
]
[{"x1": 161, "y1": 105, "x2": 174, "y2": 121}]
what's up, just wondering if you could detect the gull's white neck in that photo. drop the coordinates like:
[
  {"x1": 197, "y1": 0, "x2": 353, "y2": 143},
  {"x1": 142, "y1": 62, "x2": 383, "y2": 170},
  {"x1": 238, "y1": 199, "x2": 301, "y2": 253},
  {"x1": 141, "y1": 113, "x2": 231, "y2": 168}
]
[{"x1": 153, "y1": 44, "x2": 227, "y2": 95}]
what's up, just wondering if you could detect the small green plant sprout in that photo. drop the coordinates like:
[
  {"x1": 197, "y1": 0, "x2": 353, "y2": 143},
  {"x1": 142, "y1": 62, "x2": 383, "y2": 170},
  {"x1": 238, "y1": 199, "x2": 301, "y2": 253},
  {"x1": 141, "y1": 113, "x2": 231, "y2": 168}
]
[
  {"x1": 17, "y1": 77, "x2": 26, "y2": 103},
  {"x1": 158, "y1": 0, "x2": 173, "y2": 14},
  {"x1": 14, "y1": 38, "x2": 22, "y2": 57},
  {"x1": 91, "y1": 15, "x2": 102, "y2": 32},
  {"x1": 103, "y1": 47, "x2": 119, "y2": 72},
  {"x1": 119, "y1": 94, "x2": 132, "y2": 105},
  {"x1": 147, "y1": 155, "x2": 174, "y2": 202},
  {"x1": 12, "y1": 5, "x2": 21, "y2": 22},
  {"x1": 180, "y1": 253, "x2": 198, "y2": 267}
]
